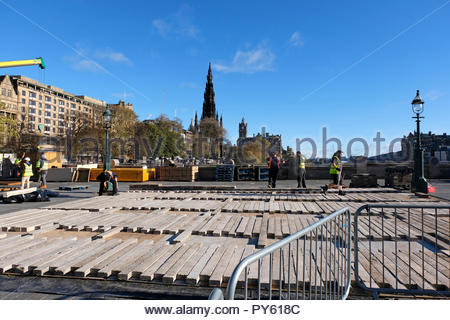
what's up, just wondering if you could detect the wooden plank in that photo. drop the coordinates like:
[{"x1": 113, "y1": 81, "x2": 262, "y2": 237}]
[
  {"x1": 74, "y1": 238, "x2": 138, "y2": 277},
  {"x1": 198, "y1": 245, "x2": 228, "y2": 282},
  {"x1": 1, "y1": 187, "x2": 37, "y2": 198},
  {"x1": 32, "y1": 238, "x2": 93, "y2": 275},
  {"x1": 274, "y1": 217, "x2": 283, "y2": 239},
  {"x1": 236, "y1": 217, "x2": 249, "y2": 237},
  {"x1": 162, "y1": 243, "x2": 202, "y2": 283},
  {"x1": 117, "y1": 236, "x2": 171, "y2": 280},
  {"x1": 209, "y1": 246, "x2": 239, "y2": 286},
  {"x1": 172, "y1": 212, "x2": 211, "y2": 244},
  {"x1": 252, "y1": 216, "x2": 262, "y2": 238},
  {"x1": 11, "y1": 238, "x2": 78, "y2": 273},
  {"x1": 97, "y1": 240, "x2": 154, "y2": 278},
  {"x1": 54, "y1": 239, "x2": 120, "y2": 275},
  {"x1": 176, "y1": 245, "x2": 209, "y2": 281},
  {"x1": 257, "y1": 213, "x2": 269, "y2": 249},
  {"x1": 141, "y1": 244, "x2": 189, "y2": 281},
  {"x1": 186, "y1": 245, "x2": 220, "y2": 285},
  {"x1": 140, "y1": 243, "x2": 183, "y2": 281}
]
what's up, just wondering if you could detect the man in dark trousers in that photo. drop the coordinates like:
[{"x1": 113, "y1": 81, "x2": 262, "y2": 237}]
[
  {"x1": 267, "y1": 152, "x2": 281, "y2": 188},
  {"x1": 296, "y1": 151, "x2": 307, "y2": 188},
  {"x1": 97, "y1": 170, "x2": 119, "y2": 196}
]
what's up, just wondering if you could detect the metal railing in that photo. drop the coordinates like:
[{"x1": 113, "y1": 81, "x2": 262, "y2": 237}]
[
  {"x1": 210, "y1": 207, "x2": 352, "y2": 300},
  {"x1": 354, "y1": 204, "x2": 450, "y2": 298}
]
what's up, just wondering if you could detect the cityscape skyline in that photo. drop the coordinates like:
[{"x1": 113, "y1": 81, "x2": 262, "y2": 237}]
[{"x1": 1, "y1": 0, "x2": 449, "y2": 157}]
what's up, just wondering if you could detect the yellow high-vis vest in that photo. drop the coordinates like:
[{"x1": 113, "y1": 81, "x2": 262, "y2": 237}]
[
  {"x1": 329, "y1": 156, "x2": 340, "y2": 174},
  {"x1": 23, "y1": 163, "x2": 33, "y2": 177}
]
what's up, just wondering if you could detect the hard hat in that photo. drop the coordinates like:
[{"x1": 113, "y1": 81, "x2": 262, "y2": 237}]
[
  {"x1": 41, "y1": 154, "x2": 47, "y2": 159},
  {"x1": 24, "y1": 157, "x2": 31, "y2": 161}
]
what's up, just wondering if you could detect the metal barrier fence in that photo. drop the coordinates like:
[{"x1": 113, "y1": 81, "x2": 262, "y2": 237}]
[
  {"x1": 354, "y1": 204, "x2": 450, "y2": 298},
  {"x1": 209, "y1": 207, "x2": 352, "y2": 300}
]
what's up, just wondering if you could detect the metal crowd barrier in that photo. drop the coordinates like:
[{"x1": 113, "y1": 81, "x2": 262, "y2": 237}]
[
  {"x1": 209, "y1": 207, "x2": 352, "y2": 300},
  {"x1": 354, "y1": 204, "x2": 450, "y2": 298}
]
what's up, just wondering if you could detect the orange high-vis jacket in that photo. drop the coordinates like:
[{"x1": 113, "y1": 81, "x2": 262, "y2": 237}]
[{"x1": 268, "y1": 156, "x2": 280, "y2": 169}]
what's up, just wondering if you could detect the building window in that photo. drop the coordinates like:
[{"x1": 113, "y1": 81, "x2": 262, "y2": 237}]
[
  {"x1": 44, "y1": 119, "x2": 51, "y2": 124},
  {"x1": 38, "y1": 118, "x2": 42, "y2": 123},
  {"x1": 29, "y1": 108, "x2": 36, "y2": 114},
  {"x1": 38, "y1": 110, "x2": 42, "y2": 115},
  {"x1": 52, "y1": 128, "x2": 55, "y2": 133},
  {"x1": 21, "y1": 107, "x2": 26, "y2": 112},
  {"x1": 29, "y1": 92, "x2": 36, "y2": 98},
  {"x1": 45, "y1": 96, "x2": 51, "y2": 102},
  {"x1": 59, "y1": 100, "x2": 65, "y2": 106},
  {"x1": 1, "y1": 88, "x2": 5, "y2": 96},
  {"x1": 21, "y1": 115, "x2": 25, "y2": 121},
  {"x1": 39, "y1": 95, "x2": 42, "y2": 100},
  {"x1": 45, "y1": 111, "x2": 51, "y2": 117},
  {"x1": 29, "y1": 100, "x2": 36, "y2": 106},
  {"x1": 71, "y1": 103, "x2": 76, "y2": 109},
  {"x1": 38, "y1": 102, "x2": 42, "y2": 107},
  {"x1": 59, "y1": 107, "x2": 64, "y2": 113},
  {"x1": 22, "y1": 98, "x2": 25, "y2": 104},
  {"x1": 53, "y1": 99, "x2": 56, "y2": 104},
  {"x1": 53, "y1": 106, "x2": 56, "y2": 111},
  {"x1": 44, "y1": 126, "x2": 50, "y2": 132},
  {"x1": 22, "y1": 90, "x2": 26, "y2": 96},
  {"x1": 7, "y1": 89, "x2": 11, "y2": 97}
]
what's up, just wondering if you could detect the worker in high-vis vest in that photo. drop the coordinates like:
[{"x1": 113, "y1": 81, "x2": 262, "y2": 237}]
[
  {"x1": 21, "y1": 157, "x2": 33, "y2": 190},
  {"x1": 36, "y1": 154, "x2": 49, "y2": 189},
  {"x1": 296, "y1": 151, "x2": 307, "y2": 188},
  {"x1": 12, "y1": 152, "x2": 25, "y2": 178},
  {"x1": 322, "y1": 150, "x2": 346, "y2": 195}
]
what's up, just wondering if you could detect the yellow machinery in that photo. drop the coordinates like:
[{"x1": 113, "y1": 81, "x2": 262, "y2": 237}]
[{"x1": 0, "y1": 57, "x2": 46, "y2": 69}]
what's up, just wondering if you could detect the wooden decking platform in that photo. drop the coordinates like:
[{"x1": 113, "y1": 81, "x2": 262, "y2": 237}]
[{"x1": 0, "y1": 188, "x2": 448, "y2": 298}]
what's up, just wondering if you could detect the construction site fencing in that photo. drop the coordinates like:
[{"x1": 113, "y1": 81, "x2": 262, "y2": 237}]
[
  {"x1": 209, "y1": 207, "x2": 352, "y2": 300},
  {"x1": 353, "y1": 204, "x2": 450, "y2": 298}
]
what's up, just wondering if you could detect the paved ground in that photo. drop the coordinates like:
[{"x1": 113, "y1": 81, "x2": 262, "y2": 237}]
[{"x1": 1, "y1": 179, "x2": 448, "y2": 215}]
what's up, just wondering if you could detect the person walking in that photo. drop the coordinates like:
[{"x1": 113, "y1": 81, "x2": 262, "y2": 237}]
[
  {"x1": 267, "y1": 152, "x2": 281, "y2": 188},
  {"x1": 20, "y1": 156, "x2": 33, "y2": 190},
  {"x1": 296, "y1": 151, "x2": 307, "y2": 188},
  {"x1": 36, "y1": 154, "x2": 49, "y2": 189}
]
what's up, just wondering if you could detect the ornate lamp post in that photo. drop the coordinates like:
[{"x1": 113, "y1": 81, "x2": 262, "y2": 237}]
[
  {"x1": 410, "y1": 90, "x2": 428, "y2": 193},
  {"x1": 103, "y1": 106, "x2": 112, "y2": 171}
]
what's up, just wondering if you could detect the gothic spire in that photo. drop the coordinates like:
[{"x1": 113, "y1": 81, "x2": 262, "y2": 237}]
[
  {"x1": 194, "y1": 112, "x2": 198, "y2": 128},
  {"x1": 201, "y1": 63, "x2": 216, "y2": 120},
  {"x1": 220, "y1": 114, "x2": 223, "y2": 128}
]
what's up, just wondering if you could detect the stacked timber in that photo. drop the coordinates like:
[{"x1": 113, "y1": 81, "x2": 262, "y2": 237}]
[{"x1": 157, "y1": 166, "x2": 198, "y2": 182}]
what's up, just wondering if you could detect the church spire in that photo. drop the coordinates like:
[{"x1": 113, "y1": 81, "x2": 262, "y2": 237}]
[
  {"x1": 194, "y1": 112, "x2": 198, "y2": 128},
  {"x1": 201, "y1": 63, "x2": 216, "y2": 120},
  {"x1": 220, "y1": 114, "x2": 223, "y2": 128}
]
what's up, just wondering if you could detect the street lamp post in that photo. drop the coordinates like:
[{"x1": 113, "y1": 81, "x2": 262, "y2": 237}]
[
  {"x1": 410, "y1": 90, "x2": 428, "y2": 193},
  {"x1": 103, "y1": 105, "x2": 112, "y2": 171}
]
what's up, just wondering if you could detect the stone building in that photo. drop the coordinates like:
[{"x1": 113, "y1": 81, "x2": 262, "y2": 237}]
[
  {"x1": 189, "y1": 64, "x2": 224, "y2": 158},
  {"x1": 0, "y1": 74, "x2": 132, "y2": 157},
  {"x1": 236, "y1": 117, "x2": 282, "y2": 155}
]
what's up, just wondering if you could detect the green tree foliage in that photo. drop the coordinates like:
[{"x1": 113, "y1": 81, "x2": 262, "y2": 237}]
[
  {"x1": 71, "y1": 105, "x2": 139, "y2": 160},
  {"x1": 0, "y1": 102, "x2": 20, "y2": 151},
  {"x1": 236, "y1": 136, "x2": 271, "y2": 165},
  {"x1": 135, "y1": 116, "x2": 186, "y2": 159},
  {"x1": 193, "y1": 118, "x2": 227, "y2": 158}
]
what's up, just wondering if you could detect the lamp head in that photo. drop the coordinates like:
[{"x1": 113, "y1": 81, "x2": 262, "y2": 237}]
[
  {"x1": 411, "y1": 90, "x2": 424, "y2": 114},
  {"x1": 103, "y1": 106, "x2": 112, "y2": 127}
]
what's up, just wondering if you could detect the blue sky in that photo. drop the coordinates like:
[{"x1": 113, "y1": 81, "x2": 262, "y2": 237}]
[{"x1": 1, "y1": 0, "x2": 449, "y2": 157}]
